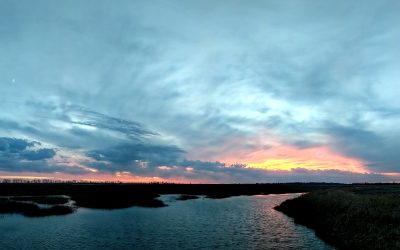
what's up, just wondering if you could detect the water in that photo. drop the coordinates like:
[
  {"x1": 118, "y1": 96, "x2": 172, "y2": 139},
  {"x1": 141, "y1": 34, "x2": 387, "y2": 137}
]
[{"x1": 0, "y1": 194, "x2": 333, "y2": 250}]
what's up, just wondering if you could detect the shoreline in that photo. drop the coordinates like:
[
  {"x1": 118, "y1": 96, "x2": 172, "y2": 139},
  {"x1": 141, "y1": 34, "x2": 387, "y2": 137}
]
[
  {"x1": 0, "y1": 182, "x2": 341, "y2": 217},
  {"x1": 2, "y1": 183, "x2": 399, "y2": 220},
  {"x1": 274, "y1": 187, "x2": 400, "y2": 249}
]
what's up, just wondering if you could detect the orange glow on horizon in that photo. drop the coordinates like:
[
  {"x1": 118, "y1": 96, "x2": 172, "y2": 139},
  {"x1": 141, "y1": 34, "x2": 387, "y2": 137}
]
[
  {"x1": 380, "y1": 172, "x2": 400, "y2": 177},
  {"x1": 208, "y1": 140, "x2": 368, "y2": 173},
  {"x1": 0, "y1": 171, "x2": 207, "y2": 184},
  {"x1": 0, "y1": 135, "x2": 377, "y2": 183}
]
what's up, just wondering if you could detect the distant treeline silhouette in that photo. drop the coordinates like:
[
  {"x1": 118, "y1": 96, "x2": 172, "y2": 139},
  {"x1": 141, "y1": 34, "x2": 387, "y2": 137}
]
[
  {"x1": 1, "y1": 178, "x2": 399, "y2": 185},
  {"x1": 0, "y1": 179, "x2": 175, "y2": 184}
]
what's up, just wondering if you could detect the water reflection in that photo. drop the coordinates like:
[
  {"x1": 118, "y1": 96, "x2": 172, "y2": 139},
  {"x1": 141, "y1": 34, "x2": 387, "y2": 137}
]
[{"x1": 0, "y1": 194, "x2": 333, "y2": 250}]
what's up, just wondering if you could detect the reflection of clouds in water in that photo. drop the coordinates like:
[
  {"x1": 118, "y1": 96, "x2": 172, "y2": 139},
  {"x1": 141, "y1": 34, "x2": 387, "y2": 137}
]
[{"x1": 0, "y1": 194, "x2": 331, "y2": 249}]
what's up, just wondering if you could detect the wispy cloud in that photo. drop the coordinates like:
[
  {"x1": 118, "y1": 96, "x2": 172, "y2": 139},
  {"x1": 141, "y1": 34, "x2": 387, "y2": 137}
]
[{"x1": 1, "y1": 0, "x2": 400, "y2": 182}]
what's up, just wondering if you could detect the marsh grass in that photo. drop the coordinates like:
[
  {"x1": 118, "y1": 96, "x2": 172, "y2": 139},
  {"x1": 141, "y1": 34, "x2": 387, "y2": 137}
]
[{"x1": 275, "y1": 190, "x2": 400, "y2": 249}]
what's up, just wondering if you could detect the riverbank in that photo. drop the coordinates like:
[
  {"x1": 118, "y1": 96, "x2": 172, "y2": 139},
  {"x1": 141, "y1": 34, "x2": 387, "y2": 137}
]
[
  {"x1": 274, "y1": 187, "x2": 400, "y2": 249},
  {"x1": 0, "y1": 183, "x2": 343, "y2": 216},
  {"x1": 2, "y1": 183, "x2": 399, "y2": 219}
]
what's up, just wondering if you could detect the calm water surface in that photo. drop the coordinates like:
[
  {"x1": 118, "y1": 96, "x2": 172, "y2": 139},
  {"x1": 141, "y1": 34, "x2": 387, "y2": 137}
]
[{"x1": 0, "y1": 193, "x2": 333, "y2": 250}]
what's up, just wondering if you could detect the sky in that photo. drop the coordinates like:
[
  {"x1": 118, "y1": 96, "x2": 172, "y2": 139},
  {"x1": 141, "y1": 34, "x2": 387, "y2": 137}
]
[{"x1": 1, "y1": 0, "x2": 400, "y2": 183}]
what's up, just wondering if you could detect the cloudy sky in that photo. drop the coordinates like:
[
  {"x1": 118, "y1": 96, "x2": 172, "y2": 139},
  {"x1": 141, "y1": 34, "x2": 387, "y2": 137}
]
[{"x1": 1, "y1": 0, "x2": 399, "y2": 183}]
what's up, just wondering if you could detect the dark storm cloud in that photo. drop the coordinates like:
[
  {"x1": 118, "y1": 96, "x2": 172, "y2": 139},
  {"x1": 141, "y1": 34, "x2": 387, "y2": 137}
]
[
  {"x1": 20, "y1": 148, "x2": 56, "y2": 161},
  {"x1": 0, "y1": 137, "x2": 56, "y2": 162},
  {"x1": 0, "y1": 137, "x2": 38, "y2": 152},
  {"x1": 0, "y1": 102, "x2": 158, "y2": 150},
  {"x1": 0, "y1": 137, "x2": 67, "y2": 173},
  {"x1": 325, "y1": 122, "x2": 400, "y2": 172},
  {"x1": 0, "y1": 138, "x2": 55, "y2": 160},
  {"x1": 66, "y1": 106, "x2": 157, "y2": 138},
  {"x1": 290, "y1": 140, "x2": 322, "y2": 149},
  {"x1": 0, "y1": 137, "x2": 94, "y2": 174},
  {"x1": 0, "y1": 158, "x2": 88, "y2": 175},
  {"x1": 179, "y1": 160, "x2": 225, "y2": 170},
  {"x1": 87, "y1": 143, "x2": 185, "y2": 170}
]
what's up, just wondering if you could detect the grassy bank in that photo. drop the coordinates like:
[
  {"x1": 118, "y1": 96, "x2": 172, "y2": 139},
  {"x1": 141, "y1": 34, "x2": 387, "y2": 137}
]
[
  {"x1": 0, "y1": 183, "x2": 343, "y2": 216},
  {"x1": 275, "y1": 189, "x2": 400, "y2": 249}
]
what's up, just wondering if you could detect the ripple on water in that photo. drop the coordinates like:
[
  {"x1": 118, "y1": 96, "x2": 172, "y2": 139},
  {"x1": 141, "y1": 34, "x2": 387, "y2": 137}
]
[{"x1": 0, "y1": 193, "x2": 333, "y2": 250}]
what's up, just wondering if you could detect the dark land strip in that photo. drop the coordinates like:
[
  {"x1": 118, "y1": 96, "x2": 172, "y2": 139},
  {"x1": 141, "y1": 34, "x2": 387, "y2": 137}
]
[
  {"x1": 274, "y1": 185, "x2": 400, "y2": 250},
  {"x1": 0, "y1": 182, "x2": 345, "y2": 217}
]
